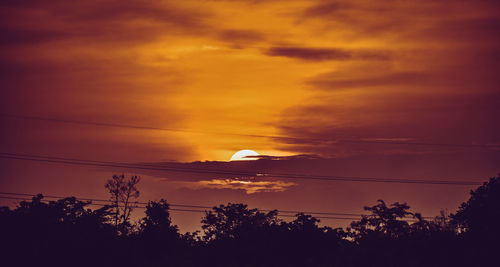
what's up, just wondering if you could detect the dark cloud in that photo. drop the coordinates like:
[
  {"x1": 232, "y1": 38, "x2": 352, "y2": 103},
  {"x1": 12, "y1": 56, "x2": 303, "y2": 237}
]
[
  {"x1": 298, "y1": 0, "x2": 416, "y2": 36},
  {"x1": 298, "y1": 0, "x2": 500, "y2": 40},
  {"x1": 307, "y1": 46, "x2": 500, "y2": 92},
  {"x1": 302, "y1": 1, "x2": 347, "y2": 17},
  {"x1": 0, "y1": 27, "x2": 68, "y2": 46},
  {"x1": 217, "y1": 29, "x2": 265, "y2": 46},
  {"x1": 265, "y1": 47, "x2": 352, "y2": 61},
  {"x1": 1, "y1": 0, "x2": 208, "y2": 26},
  {"x1": 96, "y1": 150, "x2": 499, "y2": 202},
  {"x1": 0, "y1": 1, "x2": 221, "y2": 166},
  {"x1": 274, "y1": 0, "x2": 500, "y2": 164},
  {"x1": 100, "y1": 159, "x2": 302, "y2": 194},
  {"x1": 250, "y1": 154, "x2": 322, "y2": 160},
  {"x1": 62, "y1": 1, "x2": 207, "y2": 29},
  {"x1": 264, "y1": 46, "x2": 390, "y2": 61},
  {"x1": 416, "y1": 17, "x2": 500, "y2": 43},
  {"x1": 0, "y1": 0, "x2": 209, "y2": 46},
  {"x1": 309, "y1": 71, "x2": 430, "y2": 90},
  {"x1": 274, "y1": 92, "x2": 500, "y2": 157},
  {"x1": 202, "y1": 0, "x2": 284, "y2": 3}
]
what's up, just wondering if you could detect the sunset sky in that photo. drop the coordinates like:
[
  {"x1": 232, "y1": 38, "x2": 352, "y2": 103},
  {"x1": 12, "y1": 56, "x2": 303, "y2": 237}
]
[{"x1": 1, "y1": 0, "x2": 500, "y2": 232}]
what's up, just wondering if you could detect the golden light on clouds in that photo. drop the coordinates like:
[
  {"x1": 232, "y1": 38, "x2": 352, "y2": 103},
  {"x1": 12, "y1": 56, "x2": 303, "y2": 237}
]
[
  {"x1": 172, "y1": 178, "x2": 297, "y2": 194},
  {"x1": 1, "y1": 0, "x2": 499, "y2": 197},
  {"x1": 1, "y1": 0, "x2": 500, "y2": 236}
]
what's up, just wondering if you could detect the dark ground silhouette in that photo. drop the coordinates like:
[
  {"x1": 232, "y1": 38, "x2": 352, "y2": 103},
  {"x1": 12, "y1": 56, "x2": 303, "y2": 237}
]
[{"x1": 1, "y1": 174, "x2": 499, "y2": 267}]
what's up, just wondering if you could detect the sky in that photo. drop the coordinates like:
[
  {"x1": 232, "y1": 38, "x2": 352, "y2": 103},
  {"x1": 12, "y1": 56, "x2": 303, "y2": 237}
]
[{"x1": 1, "y1": 0, "x2": 500, "y2": 232}]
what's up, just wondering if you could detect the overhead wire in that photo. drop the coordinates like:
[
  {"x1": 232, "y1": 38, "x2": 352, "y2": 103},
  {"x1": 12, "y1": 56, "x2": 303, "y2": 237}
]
[
  {"x1": 0, "y1": 113, "x2": 486, "y2": 223},
  {"x1": 2, "y1": 113, "x2": 499, "y2": 149},
  {"x1": 0, "y1": 195, "x2": 364, "y2": 221},
  {"x1": 0, "y1": 192, "x2": 373, "y2": 218},
  {"x1": 0, "y1": 152, "x2": 482, "y2": 185},
  {"x1": 0, "y1": 192, "x2": 435, "y2": 221},
  {"x1": 0, "y1": 191, "x2": 438, "y2": 219}
]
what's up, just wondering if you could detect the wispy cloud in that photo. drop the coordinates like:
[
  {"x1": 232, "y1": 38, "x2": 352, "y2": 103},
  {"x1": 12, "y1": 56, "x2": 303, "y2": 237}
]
[
  {"x1": 171, "y1": 178, "x2": 297, "y2": 194},
  {"x1": 265, "y1": 47, "x2": 352, "y2": 61},
  {"x1": 263, "y1": 46, "x2": 390, "y2": 62}
]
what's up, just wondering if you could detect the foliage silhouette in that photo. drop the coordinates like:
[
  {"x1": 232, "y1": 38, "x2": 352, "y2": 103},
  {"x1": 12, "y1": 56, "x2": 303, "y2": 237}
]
[
  {"x1": 1, "y1": 173, "x2": 499, "y2": 267},
  {"x1": 0, "y1": 194, "x2": 117, "y2": 267},
  {"x1": 450, "y1": 174, "x2": 500, "y2": 266},
  {"x1": 452, "y1": 174, "x2": 500, "y2": 237},
  {"x1": 134, "y1": 199, "x2": 190, "y2": 266},
  {"x1": 349, "y1": 200, "x2": 413, "y2": 240},
  {"x1": 105, "y1": 174, "x2": 140, "y2": 235},
  {"x1": 201, "y1": 203, "x2": 279, "y2": 241}
]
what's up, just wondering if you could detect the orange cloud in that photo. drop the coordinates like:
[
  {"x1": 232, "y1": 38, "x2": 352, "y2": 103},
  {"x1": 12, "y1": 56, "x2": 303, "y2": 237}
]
[{"x1": 171, "y1": 178, "x2": 297, "y2": 194}]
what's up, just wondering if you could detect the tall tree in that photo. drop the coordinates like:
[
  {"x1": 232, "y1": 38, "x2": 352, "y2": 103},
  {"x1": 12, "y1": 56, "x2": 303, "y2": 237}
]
[
  {"x1": 452, "y1": 174, "x2": 500, "y2": 238},
  {"x1": 105, "y1": 174, "x2": 141, "y2": 234}
]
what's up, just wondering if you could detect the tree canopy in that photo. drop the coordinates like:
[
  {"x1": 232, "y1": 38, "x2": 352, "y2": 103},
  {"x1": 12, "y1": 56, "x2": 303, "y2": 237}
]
[{"x1": 1, "y1": 174, "x2": 499, "y2": 267}]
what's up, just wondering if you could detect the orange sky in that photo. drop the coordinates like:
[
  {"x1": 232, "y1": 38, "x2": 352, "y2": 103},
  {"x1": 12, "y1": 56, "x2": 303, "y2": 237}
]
[{"x1": 1, "y1": 0, "x2": 500, "y2": 232}]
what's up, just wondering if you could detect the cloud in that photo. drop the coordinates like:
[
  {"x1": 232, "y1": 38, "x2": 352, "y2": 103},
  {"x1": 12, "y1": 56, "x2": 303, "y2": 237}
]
[
  {"x1": 114, "y1": 152, "x2": 498, "y2": 187},
  {"x1": 250, "y1": 154, "x2": 322, "y2": 160},
  {"x1": 0, "y1": 27, "x2": 68, "y2": 46},
  {"x1": 217, "y1": 29, "x2": 265, "y2": 43},
  {"x1": 264, "y1": 47, "x2": 351, "y2": 61},
  {"x1": 274, "y1": 92, "x2": 500, "y2": 157},
  {"x1": 172, "y1": 178, "x2": 297, "y2": 194},
  {"x1": 0, "y1": 0, "x2": 210, "y2": 46},
  {"x1": 99, "y1": 159, "x2": 300, "y2": 194},
  {"x1": 298, "y1": 0, "x2": 500, "y2": 41},
  {"x1": 306, "y1": 46, "x2": 500, "y2": 93},
  {"x1": 264, "y1": 46, "x2": 390, "y2": 62},
  {"x1": 309, "y1": 71, "x2": 434, "y2": 90},
  {"x1": 302, "y1": 1, "x2": 348, "y2": 18},
  {"x1": 417, "y1": 17, "x2": 500, "y2": 43},
  {"x1": 0, "y1": 1, "x2": 207, "y2": 162}
]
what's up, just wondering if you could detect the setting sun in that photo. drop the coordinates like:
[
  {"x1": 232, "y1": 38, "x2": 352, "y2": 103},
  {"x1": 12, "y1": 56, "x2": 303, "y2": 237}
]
[
  {"x1": 230, "y1": 150, "x2": 260, "y2": 161},
  {"x1": 0, "y1": 1, "x2": 499, "y2": 265}
]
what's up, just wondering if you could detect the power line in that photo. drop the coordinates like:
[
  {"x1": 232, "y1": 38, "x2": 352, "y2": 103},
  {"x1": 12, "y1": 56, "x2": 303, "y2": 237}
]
[
  {"x1": 0, "y1": 191, "x2": 435, "y2": 219},
  {"x1": 0, "y1": 195, "x2": 427, "y2": 221},
  {"x1": 2, "y1": 113, "x2": 499, "y2": 149},
  {"x1": 0, "y1": 195, "x2": 363, "y2": 221},
  {"x1": 0, "y1": 113, "x2": 300, "y2": 141},
  {"x1": 0, "y1": 192, "x2": 377, "y2": 218},
  {"x1": 0, "y1": 152, "x2": 482, "y2": 185},
  {"x1": 0, "y1": 195, "x2": 210, "y2": 213}
]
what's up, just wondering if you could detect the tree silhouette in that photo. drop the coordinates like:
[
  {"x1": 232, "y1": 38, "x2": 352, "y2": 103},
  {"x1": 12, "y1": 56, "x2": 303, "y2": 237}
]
[
  {"x1": 0, "y1": 194, "x2": 117, "y2": 266},
  {"x1": 349, "y1": 200, "x2": 413, "y2": 240},
  {"x1": 136, "y1": 199, "x2": 187, "y2": 266},
  {"x1": 452, "y1": 174, "x2": 500, "y2": 237},
  {"x1": 2, "y1": 173, "x2": 499, "y2": 267},
  {"x1": 201, "y1": 203, "x2": 279, "y2": 242},
  {"x1": 450, "y1": 174, "x2": 500, "y2": 266},
  {"x1": 141, "y1": 199, "x2": 174, "y2": 230},
  {"x1": 277, "y1": 213, "x2": 349, "y2": 267},
  {"x1": 105, "y1": 174, "x2": 140, "y2": 234}
]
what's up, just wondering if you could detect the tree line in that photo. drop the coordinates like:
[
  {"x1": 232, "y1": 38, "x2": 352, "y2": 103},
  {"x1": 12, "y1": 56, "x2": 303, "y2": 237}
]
[{"x1": 1, "y1": 174, "x2": 499, "y2": 267}]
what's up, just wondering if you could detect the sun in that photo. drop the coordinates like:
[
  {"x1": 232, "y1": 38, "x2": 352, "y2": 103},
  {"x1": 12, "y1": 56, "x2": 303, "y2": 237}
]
[{"x1": 230, "y1": 150, "x2": 260, "y2": 161}]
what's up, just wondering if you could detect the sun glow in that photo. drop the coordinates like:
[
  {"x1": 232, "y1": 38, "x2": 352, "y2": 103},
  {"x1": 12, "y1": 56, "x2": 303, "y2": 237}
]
[{"x1": 230, "y1": 149, "x2": 260, "y2": 161}]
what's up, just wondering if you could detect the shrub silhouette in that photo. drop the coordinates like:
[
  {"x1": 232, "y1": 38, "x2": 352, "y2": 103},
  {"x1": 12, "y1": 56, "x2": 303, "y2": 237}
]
[{"x1": 1, "y1": 173, "x2": 499, "y2": 267}]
